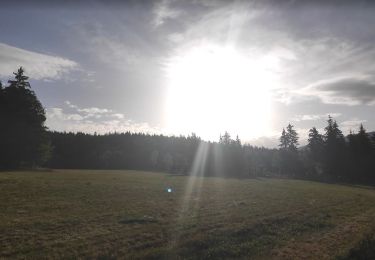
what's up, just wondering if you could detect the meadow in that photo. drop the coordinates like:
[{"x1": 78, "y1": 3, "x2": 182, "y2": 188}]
[{"x1": 1, "y1": 170, "x2": 375, "y2": 259}]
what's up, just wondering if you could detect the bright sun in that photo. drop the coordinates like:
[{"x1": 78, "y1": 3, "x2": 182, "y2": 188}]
[{"x1": 165, "y1": 44, "x2": 277, "y2": 141}]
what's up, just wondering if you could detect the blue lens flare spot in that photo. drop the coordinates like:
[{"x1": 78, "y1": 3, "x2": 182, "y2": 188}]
[{"x1": 167, "y1": 188, "x2": 172, "y2": 193}]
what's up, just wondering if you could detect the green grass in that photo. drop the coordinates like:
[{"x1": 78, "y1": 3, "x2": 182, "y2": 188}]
[{"x1": 1, "y1": 170, "x2": 375, "y2": 259}]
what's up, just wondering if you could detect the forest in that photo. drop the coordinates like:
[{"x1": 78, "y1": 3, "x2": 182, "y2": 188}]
[{"x1": 1, "y1": 67, "x2": 375, "y2": 184}]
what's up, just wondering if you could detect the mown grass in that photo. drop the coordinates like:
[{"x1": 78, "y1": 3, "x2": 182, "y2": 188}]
[{"x1": 1, "y1": 170, "x2": 375, "y2": 259}]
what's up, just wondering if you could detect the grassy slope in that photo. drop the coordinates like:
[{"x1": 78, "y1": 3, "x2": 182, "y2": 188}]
[{"x1": 0, "y1": 170, "x2": 375, "y2": 259}]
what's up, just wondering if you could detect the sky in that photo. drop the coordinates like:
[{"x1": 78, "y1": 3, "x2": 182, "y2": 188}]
[{"x1": 0, "y1": 0, "x2": 374, "y2": 147}]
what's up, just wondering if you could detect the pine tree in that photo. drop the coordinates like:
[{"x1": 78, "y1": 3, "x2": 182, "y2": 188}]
[
  {"x1": 279, "y1": 124, "x2": 299, "y2": 151},
  {"x1": 286, "y1": 123, "x2": 299, "y2": 151},
  {"x1": 308, "y1": 127, "x2": 324, "y2": 162},
  {"x1": 333, "y1": 124, "x2": 374, "y2": 183},
  {"x1": 357, "y1": 124, "x2": 372, "y2": 155},
  {"x1": 235, "y1": 135, "x2": 241, "y2": 146},
  {"x1": 278, "y1": 124, "x2": 300, "y2": 177},
  {"x1": 220, "y1": 131, "x2": 232, "y2": 145},
  {"x1": 348, "y1": 129, "x2": 357, "y2": 154},
  {"x1": 0, "y1": 67, "x2": 51, "y2": 168},
  {"x1": 323, "y1": 115, "x2": 346, "y2": 179},
  {"x1": 279, "y1": 128, "x2": 288, "y2": 149},
  {"x1": 8, "y1": 67, "x2": 31, "y2": 89}
]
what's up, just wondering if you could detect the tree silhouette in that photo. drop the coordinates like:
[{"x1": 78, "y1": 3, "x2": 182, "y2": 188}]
[
  {"x1": 357, "y1": 124, "x2": 372, "y2": 155},
  {"x1": 8, "y1": 67, "x2": 31, "y2": 89},
  {"x1": 307, "y1": 127, "x2": 324, "y2": 162},
  {"x1": 286, "y1": 123, "x2": 299, "y2": 151},
  {"x1": 278, "y1": 124, "x2": 300, "y2": 176},
  {"x1": 235, "y1": 135, "x2": 241, "y2": 146},
  {"x1": 347, "y1": 124, "x2": 374, "y2": 182},
  {"x1": 0, "y1": 67, "x2": 51, "y2": 169},
  {"x1": 323, "y1": 116, "x2": 346, "y2": 180},
  {"x1": 279, "y1": 124, "x2": 298, "y2": 151},
  {"x1": 219, "y1": 131, "x2": 232, "y2": 145},
  {"x1": 279, "y1": 128, "x2": 288, "y2": 150}
]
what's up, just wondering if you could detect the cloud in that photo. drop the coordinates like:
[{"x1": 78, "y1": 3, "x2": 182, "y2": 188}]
[
  {"x1": 246, "y1": 135, "x2": 279, "y2": 148},
  {"x1": 341, "y1": 118, "x2": 368, "y2": 133},
  {"x1": 87, "y1": 37, "x2": 140, "y2": 67},
  {"x1": 65, "y1": 101, "x2": 78, "y2": 109},
  {"x1": 293, "y1": 113, "x2": 341, "y2": 122},
  {"x1": 0, "y1": 43, "x2": 78, "y2": 80},
  {"x1": 77, "y1": 107, "x2": 113, "y2": 114},
  {"x1": 65, "y1": 101, "x2": 113, "y2": 115},
  {"x1": 46, "y1": 101, "x2": 161, "y2": 134},
  {"x1": 152, "y1": 0, "x2": 182, "y2": 27},
  {"x1": 70, "y1": 20, "x2": 162, "y2": 72},
  {"x1": 304, "y1": 76, "x2": 375, "y2": 106},
  {"x1": 111, "y1": 113, "x2": 125, "y2": 119}
]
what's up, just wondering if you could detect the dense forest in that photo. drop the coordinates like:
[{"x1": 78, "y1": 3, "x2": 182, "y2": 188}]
[{"x1": 1, "y1": 68, "x2": 375, "y2": 184}]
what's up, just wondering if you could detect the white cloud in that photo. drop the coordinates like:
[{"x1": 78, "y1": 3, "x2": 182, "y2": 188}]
[
  {"x1": 341, "y1": 118, "x2": 368, "y2": 133},
  {"x1": 68, "y1": 114, "x2": 84, "y2": 121},
  {"x1": 77, "y1": 107, "x2": 113, "y2": 114},
  {"x1": 0, "y1": 43, "x2": 78, "y2": 80},
  {"x1": 293, "y1": 113, "x2": 342, "y2": 122},
  {"x1": 64, "y1": 101, "x2": 78, "y2": 109},
  {"x1": 246, "y1": 135, "x2": 279, "y2": 148},
  {"x1": 46, "y1": 101, "x2": 162, "y2": 135},
  {"x1": 65, "y1": 101, "x2": 113, "y2": 115},
  {"x1": 111, "y1": 113, "x2": 125, "y2": 119}
]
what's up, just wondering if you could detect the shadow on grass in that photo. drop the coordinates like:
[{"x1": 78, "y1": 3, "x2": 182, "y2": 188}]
[
  {"x1": 144, "y1": 213, "x2": 334, "y2": 259},
  {"x1": 338, "y1": 233, "x2": 375, "y2": 260}
]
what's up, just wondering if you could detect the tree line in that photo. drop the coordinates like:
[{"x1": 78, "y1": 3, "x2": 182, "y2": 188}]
[{"x1": 1, "y1": 68, "x2": 374, "y2": 184}]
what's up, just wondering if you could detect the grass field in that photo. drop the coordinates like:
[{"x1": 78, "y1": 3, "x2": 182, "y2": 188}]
[{"x1": 1, "y1": 170, "x2": 375, "y2": 259}]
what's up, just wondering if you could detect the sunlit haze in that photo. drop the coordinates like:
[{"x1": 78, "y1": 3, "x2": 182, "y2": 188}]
[{"x1": 166, "y1": 43, "x2": 276, "y2": 140}]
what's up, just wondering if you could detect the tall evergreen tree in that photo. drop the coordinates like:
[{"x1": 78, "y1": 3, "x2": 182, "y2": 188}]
[
  {"x1": 279, "y1": 124, "x2": 299, "y2": 151},
  {"x1": 278, "y1": 124, "x2": 300, "y2": 176},
  {"x1": 353, "y1": 124, "x2": 374, "y2": 183},
  {"x1": 308, "y1": 127, "x2": 324, "y2": 162},
  {"x1": 286, "y1": 123, "x2": 299, "y2": 151},
  {"x1": 323, "y1": 115, "x2": 346, "y2": 180},
  {"x1": 0, "y1": 67, "x2": 51, "y2": 168},
  {"x1": 357, "y1": 124, "x2": 372, "y2": 155},
  {"x1": 8, "y1": 67, "x2": 31, "y2": 89},
  {"x1": 235, "y1": 135, "x2": 241, "y2": 146},
  {"x1": 220, "y1": 131, "x2": 232, "y2": 145},
  {"x1": 279, "y1": 128, "x2": 288, "y2": 149}
]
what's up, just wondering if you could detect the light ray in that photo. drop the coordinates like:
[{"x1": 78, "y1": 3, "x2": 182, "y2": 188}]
[{"x1": 169, "y1": 141, "x2": 209, "y2": 248}]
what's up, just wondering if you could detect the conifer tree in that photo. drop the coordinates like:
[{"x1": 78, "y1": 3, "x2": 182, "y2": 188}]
[
  {"x1": 8, "y1": 67, "x2": 31, "y2": 89},
  {"x1": 279, "y1": 128, "x2": 288, "y2": 149},
  {"x1": 286, "y1": 123, "x2": 299, "y2": 151},
  {"x1": 278, "y1": 124, "x2": 300, "y2": 176},
  {"x1": 357, "y1": 124, "x2": 372, "y2": 155},
  {"x1": 0, "y1": 67, "x2": 51, "y2": 168},
  {"x1": 308, "y1": 127, "x2": 324, "y2": 162},
  {"x1": 323, "y1": 115, "x2": 346, "y2": 179}
]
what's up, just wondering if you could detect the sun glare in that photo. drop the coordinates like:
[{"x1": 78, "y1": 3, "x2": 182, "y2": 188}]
[{"x1": 165, "y1": 44, "x2": 277, "y2": 141}]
